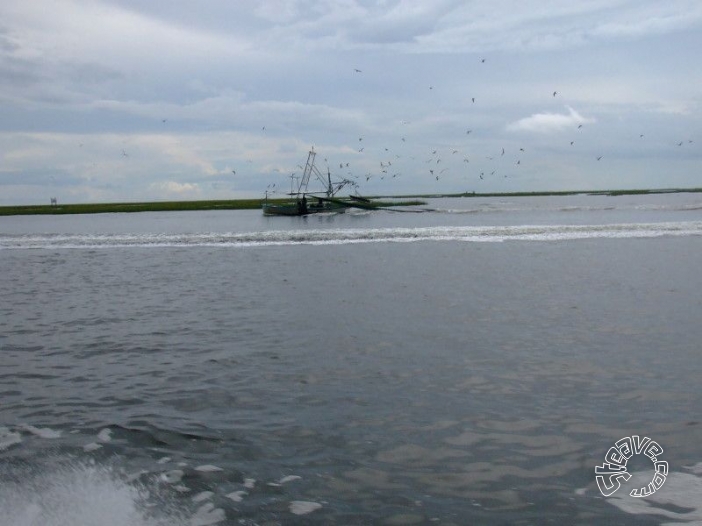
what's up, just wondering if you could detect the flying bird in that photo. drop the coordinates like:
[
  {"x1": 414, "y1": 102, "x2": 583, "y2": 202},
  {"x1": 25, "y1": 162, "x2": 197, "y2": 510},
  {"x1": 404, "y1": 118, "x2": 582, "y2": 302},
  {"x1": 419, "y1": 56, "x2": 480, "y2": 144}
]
[
  {"x1": 354, "y1": 68, "x2": 362, "y2": 73},
  {"x1": 553, "y1": 91, "x2": 557, "y2": 97}
]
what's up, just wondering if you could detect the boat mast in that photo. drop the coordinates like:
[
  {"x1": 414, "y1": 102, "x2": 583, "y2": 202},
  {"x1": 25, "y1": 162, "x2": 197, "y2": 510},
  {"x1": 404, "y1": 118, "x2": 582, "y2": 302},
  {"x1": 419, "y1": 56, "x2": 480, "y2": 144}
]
[{"x1": 297, "y1": 148, "x2": 316, "y2": 195}]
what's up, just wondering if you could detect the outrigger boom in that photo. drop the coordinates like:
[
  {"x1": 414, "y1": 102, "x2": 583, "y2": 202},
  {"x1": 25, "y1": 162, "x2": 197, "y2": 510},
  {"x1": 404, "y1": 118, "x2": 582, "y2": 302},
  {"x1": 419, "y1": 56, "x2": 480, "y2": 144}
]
[{"x1": 262, "y1": 148, "x2": 358, "y2": 216}]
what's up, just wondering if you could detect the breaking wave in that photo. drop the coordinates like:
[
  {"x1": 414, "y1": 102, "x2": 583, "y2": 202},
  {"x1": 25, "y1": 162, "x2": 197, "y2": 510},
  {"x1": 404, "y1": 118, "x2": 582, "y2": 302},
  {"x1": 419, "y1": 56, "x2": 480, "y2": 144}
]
[{"x1": 1, "y1": 221, "x2": 701, "y2": 250}]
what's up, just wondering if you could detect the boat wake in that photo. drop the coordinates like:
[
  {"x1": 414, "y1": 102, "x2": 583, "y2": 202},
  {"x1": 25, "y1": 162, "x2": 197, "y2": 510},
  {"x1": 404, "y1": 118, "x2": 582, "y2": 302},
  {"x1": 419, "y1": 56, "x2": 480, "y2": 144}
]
[{"x1": 1, "y1": 221, "x2": 701, "y2": 250}]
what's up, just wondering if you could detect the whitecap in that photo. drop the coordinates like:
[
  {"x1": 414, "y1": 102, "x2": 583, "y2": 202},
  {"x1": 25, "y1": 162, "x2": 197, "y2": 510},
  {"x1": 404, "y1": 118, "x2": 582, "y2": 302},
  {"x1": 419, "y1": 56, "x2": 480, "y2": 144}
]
[
  {"x1": 0, "y1": 427, "x2": 22, "y2": 450},
  {"x1": 192, "y1": 491, "x2": 213, "y2": 502},
  {"x1": 0, "y1": 460, "x2": 190, "y2": 526},
  {"x1": 157, "y1": 456, "x2": 172, "y2": 464},
  {"x1": 160, "y1": 469, "x2": 184, "y2": 484},
  {"x1": 97, "y1": 428, "x2": 112, "y2": 442},
  {"x1": 605, "y1": 470, "x2": 702, "y2": 524},
  {"x1": 278, "y1": 475, "x2": 301, "y2": 484},
  {"x1": 289, "y1": 501, "x2": 322, "y2": 515},
  {"x1": 224, "y1": 490, "x2": 247, "y2": 502},
  {"x1": 83, "y1": 442, "x2": 102, "y2": 452},
  {"x1": 20, "y1": 424, "x2": 62, "y2": 439},
  {"x1": 243, "y1": 478, "x2": 255, "y2": 489},
  {"x1": 190, "y1": 502, "x2": 225, "y2": 526},
  {"x1": 194, "y1": 465, "x2": 223, "y2": 473}
]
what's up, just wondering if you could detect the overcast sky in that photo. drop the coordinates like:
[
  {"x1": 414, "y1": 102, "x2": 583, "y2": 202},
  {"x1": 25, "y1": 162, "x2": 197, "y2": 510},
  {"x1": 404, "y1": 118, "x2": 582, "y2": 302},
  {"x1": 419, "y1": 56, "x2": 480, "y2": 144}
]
[{"x1": 1, "y1": 0, "x2": 700, "y2": 204}]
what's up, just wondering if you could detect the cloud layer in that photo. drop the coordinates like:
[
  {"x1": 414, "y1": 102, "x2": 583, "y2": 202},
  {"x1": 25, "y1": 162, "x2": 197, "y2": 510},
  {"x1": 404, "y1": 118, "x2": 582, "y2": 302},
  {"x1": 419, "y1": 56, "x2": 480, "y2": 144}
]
[{"x1": 0, "y1": 0, "x2": 700, "y2": 203}]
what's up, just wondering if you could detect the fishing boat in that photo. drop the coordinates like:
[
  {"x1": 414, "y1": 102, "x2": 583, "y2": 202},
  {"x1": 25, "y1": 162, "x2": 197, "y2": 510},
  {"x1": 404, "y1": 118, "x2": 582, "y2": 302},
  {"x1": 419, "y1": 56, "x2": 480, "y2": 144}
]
[{"x1": 262, "y1": 148, "x2": 357, "y2": 216}]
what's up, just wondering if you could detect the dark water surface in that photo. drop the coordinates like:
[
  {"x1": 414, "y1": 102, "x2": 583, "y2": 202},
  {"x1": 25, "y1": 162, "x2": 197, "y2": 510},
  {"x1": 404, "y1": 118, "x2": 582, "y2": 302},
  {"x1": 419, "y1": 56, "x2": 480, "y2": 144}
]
[{"x1": 1, "y1": 194, "x2": 701, "y2": 525}]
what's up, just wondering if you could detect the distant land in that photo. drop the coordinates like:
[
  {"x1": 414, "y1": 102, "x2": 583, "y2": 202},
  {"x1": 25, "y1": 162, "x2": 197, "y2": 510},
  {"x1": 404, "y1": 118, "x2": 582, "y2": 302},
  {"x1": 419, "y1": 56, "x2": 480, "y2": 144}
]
[{"x1": 1, "y1": 187, "x2": 700, "y2": 216}]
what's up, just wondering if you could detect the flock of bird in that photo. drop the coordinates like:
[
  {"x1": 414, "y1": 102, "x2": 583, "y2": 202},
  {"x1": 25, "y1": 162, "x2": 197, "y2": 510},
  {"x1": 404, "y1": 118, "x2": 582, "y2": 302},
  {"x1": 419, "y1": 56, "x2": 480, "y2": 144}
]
[
  {"x1": 113, "y1": 57, "x2": 693, "y2": 196},
  {"x1": 265, "y1": 59, "x2": 692, "y2": 194}
]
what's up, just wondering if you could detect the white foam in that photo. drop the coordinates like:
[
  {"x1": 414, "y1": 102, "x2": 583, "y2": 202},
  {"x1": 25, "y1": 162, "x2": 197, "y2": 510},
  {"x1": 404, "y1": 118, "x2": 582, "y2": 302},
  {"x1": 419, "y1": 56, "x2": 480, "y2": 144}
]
[
  {"x1": 224, "y1": 491, "x2": 246, "y2": 502},
  {"x1": 0, "y1": 427, "x2": 22, "y2": 450},
  {"x1": 97, "y1": 429, "x2": 112, "y2": 443},
  {"x1": 160, "y1": 470, "x2": 184, "y2": 484},
  {"x1": 157, "y1": 457, "x2": 172, "y2": 465},
  {"x1": 191, "y1": 491, "x2": 213, "y2": 503},
  {"x1": 4, "y1": 221, "x2": 701, "y2": 250},
  {"x1": 189, "y1": 502, "x2": 225, "y2": 526},
  {"x1": 278, "y1": 475, "x2": 301, "y2": 484},
  {"x1": 289, "y1": 501, "x2": 322, "y2": 515},
  {"x1": 194, "y1": 465, "x2": 223, "y2": 473},
  {"x1": 83, "y1": 442, "x2": 102, "y2": 452},
  {"x1": 0, "y1": 461, "x2": 190, "y2": 526},
  {"x1": 605, "y1": 470, "x2": 702, "y2": 525},
  {"x1": 20, "y1": 424, "x2": 62, "y2": 439},
  {"x1": 243, "y1": 478, "x2": 255, "y2": 489}
]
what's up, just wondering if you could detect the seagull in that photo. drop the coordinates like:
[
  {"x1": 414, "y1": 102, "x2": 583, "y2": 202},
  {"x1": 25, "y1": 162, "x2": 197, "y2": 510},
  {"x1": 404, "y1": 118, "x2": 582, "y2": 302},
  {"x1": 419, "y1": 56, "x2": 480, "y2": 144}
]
[
  {"x1": 354, "y1": 68, "x2": 362, "y2": 73},
  {"x1": 597, "y1": 156, "x2": 603, "y2": 160},
  {"x1": 232, "y1": 170, "x2": 236, "y2": 174},
  {"x1": 578, "y1": 124, "x2": 583, "y2": 129},
  {"x1": 471, "y1": 97, "x2": 475, "y2": 103},
  {"x1": 466, "y1": 130, "x2": 472, "y2": 135},
  {"x1": 121, "y1": 149, "x2": 128, "y2": 157},
  {"x1": 481, "y1": 58, "x2": 486, "y2": 63},
  {"x1": 553, "y1": 91, "x2": 557, "y2": 97}
]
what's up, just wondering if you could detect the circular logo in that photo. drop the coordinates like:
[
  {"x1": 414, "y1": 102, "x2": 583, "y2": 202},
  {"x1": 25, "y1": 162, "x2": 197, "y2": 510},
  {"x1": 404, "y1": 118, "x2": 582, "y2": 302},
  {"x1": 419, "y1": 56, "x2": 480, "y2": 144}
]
[{"x1": 595, "y1": 435, "x2": 668, "y2": 497}]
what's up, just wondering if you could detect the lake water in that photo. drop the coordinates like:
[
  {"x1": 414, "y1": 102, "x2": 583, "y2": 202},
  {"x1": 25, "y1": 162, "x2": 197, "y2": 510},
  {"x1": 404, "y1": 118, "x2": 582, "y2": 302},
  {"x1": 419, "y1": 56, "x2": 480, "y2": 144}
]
[{"x1": 1, "y1": 193, "x2": 701, "y2": 525}]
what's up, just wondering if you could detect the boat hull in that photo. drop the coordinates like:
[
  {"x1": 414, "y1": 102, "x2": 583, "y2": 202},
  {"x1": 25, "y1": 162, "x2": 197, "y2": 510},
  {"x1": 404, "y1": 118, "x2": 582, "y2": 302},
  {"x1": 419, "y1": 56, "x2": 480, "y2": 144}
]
[{"x1": 262, "y1": 201, "x2": 346, "y2": 216}]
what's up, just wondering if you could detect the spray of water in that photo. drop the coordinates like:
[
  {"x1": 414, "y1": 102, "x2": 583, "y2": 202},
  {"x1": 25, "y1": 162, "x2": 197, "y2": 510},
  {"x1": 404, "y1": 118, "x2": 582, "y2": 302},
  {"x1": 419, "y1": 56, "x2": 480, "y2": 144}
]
[{"x1": 0, "y1": 459, "x2": 190, "y2": 526}]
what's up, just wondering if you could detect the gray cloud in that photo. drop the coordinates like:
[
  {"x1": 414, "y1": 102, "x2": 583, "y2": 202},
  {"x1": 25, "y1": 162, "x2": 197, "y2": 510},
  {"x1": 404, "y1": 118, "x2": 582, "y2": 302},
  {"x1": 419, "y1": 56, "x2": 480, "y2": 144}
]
[{"x1": 0, "y1": 0, "x2": 700, "y2": 203}]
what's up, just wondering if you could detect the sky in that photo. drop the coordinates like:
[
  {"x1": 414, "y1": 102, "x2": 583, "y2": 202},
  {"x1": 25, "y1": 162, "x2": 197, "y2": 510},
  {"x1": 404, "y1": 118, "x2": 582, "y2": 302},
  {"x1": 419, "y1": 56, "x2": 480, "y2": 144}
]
[{"x1": 1, "y1": 0, "x2": 701, "y2": 205}]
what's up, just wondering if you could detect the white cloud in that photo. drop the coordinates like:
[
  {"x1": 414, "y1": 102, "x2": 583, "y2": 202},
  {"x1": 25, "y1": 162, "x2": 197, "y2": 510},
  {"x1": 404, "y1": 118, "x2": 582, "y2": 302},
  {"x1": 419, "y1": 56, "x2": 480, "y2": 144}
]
[
  {"x1": 507, "y1": 107, "x2": 595, "y2": 134},
  {"x1": 149, "y1": 181, "x2": 202, "y2": 197}
]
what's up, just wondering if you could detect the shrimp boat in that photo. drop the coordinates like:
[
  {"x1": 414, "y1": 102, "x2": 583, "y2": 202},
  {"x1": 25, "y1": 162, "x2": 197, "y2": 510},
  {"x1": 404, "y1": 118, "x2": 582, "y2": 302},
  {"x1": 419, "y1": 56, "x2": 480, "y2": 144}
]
[{"x1": 262, "y1": 148, "x2": 358, "y2": 216}]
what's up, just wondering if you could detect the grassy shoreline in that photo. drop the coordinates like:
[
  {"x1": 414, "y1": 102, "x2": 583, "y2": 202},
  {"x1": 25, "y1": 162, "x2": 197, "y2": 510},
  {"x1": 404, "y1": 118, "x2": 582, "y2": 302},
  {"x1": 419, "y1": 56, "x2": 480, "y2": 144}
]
[{"x1": 1, "y1": 187, "x2": 700, "y2": 216}]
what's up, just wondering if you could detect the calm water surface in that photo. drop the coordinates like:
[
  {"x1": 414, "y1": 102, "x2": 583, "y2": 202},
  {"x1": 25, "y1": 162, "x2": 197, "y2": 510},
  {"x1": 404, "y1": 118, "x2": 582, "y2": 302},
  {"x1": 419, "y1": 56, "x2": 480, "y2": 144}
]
[{"x1": 1, "y1": 194, "x2": 701, "y2": 525}]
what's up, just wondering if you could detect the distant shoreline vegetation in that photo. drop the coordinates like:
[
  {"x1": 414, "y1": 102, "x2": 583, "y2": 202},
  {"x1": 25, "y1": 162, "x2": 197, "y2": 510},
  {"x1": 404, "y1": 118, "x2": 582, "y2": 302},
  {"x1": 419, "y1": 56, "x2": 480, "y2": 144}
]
[{"x1": 1, "y1": 188, "x2": 700, "y2": 216}]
